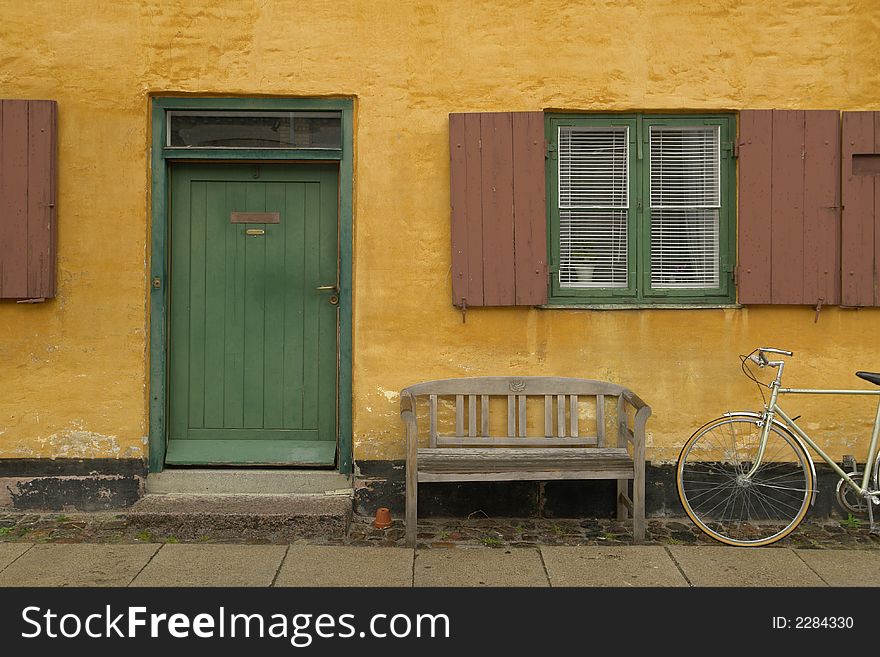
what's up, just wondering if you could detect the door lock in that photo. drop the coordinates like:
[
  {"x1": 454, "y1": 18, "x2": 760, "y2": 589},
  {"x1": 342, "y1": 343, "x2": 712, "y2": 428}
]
[{"x1": 316, "y1": 284, "x2": 339, "y2": 305}]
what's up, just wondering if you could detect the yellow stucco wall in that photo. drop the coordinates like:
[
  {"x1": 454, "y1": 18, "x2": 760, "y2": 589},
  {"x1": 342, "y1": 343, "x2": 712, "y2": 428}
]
[{"x1": 1, "y1": 0, "x2": 879, "y2": 464}]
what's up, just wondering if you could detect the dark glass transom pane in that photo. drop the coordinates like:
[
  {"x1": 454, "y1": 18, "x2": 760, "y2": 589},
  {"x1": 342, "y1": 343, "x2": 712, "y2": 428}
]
[{"x1": 168, "y1": 111, "x2": 342, "y2": 149}]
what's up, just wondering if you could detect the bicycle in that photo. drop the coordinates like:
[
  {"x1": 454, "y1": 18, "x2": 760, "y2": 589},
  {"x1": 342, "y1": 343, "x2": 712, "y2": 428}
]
[{"x1": 676, "y1": 347, "x2": 880, "y2": 547}]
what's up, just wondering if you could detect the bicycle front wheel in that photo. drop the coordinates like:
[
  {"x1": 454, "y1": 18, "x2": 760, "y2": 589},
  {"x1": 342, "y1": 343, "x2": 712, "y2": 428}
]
[{"x1": 676, "y1": 416, "x2": 813, "y2": 547}]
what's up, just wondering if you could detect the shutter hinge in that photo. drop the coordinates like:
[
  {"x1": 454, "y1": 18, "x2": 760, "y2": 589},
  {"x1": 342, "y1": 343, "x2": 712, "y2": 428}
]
[
  {"x1": 733, "y1": 266, "x2": 739, "y2": 285},
  {"x1": 723, "y1": 141, "x2": 738, "y2": 159},
  {"x1": 546, "y1": 140, "x2": 556, "y2": 160}
]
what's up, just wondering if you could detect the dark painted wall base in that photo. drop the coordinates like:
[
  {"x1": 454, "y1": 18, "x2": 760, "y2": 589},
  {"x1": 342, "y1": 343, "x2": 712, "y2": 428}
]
[
  {"x1": 355, "y1": 460, "x2": 844, "y2": 520},
  {"x1": 0, "y1": 459, "x2": 146, "y2": 511}
]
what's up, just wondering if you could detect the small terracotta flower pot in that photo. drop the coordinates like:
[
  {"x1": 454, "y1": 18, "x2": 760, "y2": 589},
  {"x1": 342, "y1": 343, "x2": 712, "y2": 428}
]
[{"x1": 373, "y1": 507, "x2": 393, "y2": 529}]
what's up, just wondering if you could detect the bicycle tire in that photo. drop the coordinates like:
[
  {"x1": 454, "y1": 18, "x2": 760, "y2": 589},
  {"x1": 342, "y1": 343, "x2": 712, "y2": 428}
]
[{"x1": 676, "y1": 415, "x2": 813, "y2": 547}]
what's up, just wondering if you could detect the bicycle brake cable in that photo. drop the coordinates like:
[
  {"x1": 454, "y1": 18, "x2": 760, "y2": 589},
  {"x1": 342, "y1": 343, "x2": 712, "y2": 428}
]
[{"x1": 740, "y1": 349, "x2": 769, "y2": 407}]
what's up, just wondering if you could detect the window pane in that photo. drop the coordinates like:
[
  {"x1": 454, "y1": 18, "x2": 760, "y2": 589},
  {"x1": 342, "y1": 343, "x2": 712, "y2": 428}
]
[
  {"x1": 168, "y1": 111, "x2": 341, "y2": 148},
  {"x1": 651, "y1": 209, "x2": 720, "y2": 288},
  {"x1": 558, "y1": 127, "x2": 628, "y2": 208},
  {"x1": 650, "y1": 126, "x2": 720, "y2": 290},
  {"x1": 558, "y1": 126, "x2": 629, "y2": 289},
  {"x1": 560, "y1": 209, "x2": 628, "y2": 288},
  {"x1": 650, "y1": 126, "x2": 719, "y2": 207}
]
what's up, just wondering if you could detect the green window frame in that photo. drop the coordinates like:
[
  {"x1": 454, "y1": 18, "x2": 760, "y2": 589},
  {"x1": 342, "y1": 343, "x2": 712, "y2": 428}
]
[{"x1": 546, "y1": 113, "x2": 736, "y2": 305}]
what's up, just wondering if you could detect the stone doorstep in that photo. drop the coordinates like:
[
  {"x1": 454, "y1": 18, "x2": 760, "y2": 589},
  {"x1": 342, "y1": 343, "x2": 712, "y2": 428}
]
[{"x1": 124, "y1": 493, "x2": 354, "y2": 540}]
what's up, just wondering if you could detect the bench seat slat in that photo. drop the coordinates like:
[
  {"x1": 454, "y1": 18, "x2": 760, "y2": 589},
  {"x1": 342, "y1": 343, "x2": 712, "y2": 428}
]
[
  {"x1": 419, "y1": 470, "x2": 635, "y2": 482},
  {"x1": 436, "y1": 436, "x2": 598, "y2": 447},
  {"x1": 417, "y1": 447, "x2": 633, "y2": 476}
]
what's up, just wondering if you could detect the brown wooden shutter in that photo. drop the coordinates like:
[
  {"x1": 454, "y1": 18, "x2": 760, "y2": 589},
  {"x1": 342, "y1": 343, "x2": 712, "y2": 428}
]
[
  {"x1": 842, "y1": 111, "x2": 880, "y2": 307},
  {"x1": 449, "y1": 111, "x2": 547, "y2": 307},
  {"x1": 0, "y1": 99, "x2": 57, "y2": 299},
  {"x1": 737, "y1": 110, "x2": 840, "y2": 305}
]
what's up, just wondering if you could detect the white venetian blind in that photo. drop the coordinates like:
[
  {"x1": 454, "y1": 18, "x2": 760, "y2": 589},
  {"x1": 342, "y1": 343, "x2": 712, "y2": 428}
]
[
  {"x1": 558, "y1": 126, "x2": 628, "y2": 289},
  {"x1": 649, "y1": 125, "x2": 720, "y2": 289}
]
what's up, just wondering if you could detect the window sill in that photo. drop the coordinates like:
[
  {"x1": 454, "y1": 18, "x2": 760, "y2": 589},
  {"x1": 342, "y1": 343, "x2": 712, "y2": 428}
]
[{"x1": 539, "y1": 303, "x2": 742, "y2": 310}]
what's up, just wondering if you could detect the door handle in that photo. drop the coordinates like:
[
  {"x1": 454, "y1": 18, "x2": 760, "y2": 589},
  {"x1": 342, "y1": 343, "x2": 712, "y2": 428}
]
[{"x1": 316, "y1": 285, "x2": 338, "y2": 291}]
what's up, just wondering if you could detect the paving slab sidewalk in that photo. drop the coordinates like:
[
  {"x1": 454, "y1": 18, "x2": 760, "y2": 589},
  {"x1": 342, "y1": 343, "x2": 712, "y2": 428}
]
[
  {"x1": 0, "y1": 544, "x2": 160, "y2": 587},
  {"x1": 541, "y1": 545, "x2": 687, "y2": 586},
  {"x1": 2, "y1": 544, "x2": 880, "y2": 587},
  {"x1": 415, "y1": 547, "x2": 548, "y2": 587},
  {"x1": 131, "y1": 544, "x2": 288, "y2": 587},
  {"x1": 275, "y1": 546, "x2": 414, "y2": 587},
  {"x1": 668, "y1": 546, "x2": 827, "y2": 586}
]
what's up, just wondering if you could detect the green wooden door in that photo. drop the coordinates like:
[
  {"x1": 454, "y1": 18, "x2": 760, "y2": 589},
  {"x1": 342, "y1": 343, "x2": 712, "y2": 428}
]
[{"x1": 166, "y1": 163, "x2": 339, "y2": 465}]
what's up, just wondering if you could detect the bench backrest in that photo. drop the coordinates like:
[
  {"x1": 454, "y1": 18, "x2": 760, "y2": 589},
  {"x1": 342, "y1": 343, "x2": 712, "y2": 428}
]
[{"x1": 401, "y1": 376, "x2": 634, "y2": 448}]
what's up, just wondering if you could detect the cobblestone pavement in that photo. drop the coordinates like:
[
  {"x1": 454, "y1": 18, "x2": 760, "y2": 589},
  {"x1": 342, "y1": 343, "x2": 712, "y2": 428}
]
[{"x1": 2, "y1": 511, "x2": 879, "y2": 549}]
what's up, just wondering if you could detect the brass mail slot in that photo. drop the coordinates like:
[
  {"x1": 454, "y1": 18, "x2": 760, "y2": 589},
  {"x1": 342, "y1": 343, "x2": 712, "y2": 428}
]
[{"x1": 231, "y1": 212, "x2": 280, "y2": 224}]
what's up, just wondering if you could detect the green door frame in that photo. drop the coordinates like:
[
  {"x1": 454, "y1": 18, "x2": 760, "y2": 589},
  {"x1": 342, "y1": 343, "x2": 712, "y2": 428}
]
[{"x1": 148, "y1": 96, "x2": 354, "y2": 474}]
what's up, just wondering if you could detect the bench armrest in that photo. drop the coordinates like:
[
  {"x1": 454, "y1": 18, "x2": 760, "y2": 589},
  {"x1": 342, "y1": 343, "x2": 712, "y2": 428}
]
[{"x1": 617, "y1": 389, "x2": 652, "y2": 454}]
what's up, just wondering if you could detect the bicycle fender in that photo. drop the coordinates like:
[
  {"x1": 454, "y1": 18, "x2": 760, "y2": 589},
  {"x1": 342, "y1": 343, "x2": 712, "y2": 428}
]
[{"x1": 721, "y1": 411, "x2": 818, "y2": 506}]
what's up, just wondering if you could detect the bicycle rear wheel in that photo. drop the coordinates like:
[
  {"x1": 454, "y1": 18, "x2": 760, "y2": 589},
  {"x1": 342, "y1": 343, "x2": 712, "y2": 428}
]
[{"x1": 676, "y1": 415, "x2": 813, "y2": 547}]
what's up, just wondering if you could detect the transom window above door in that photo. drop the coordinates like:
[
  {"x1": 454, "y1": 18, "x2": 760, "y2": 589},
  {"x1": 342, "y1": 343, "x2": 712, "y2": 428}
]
[
  {"x1": 167, "y1": 110, "x2": 342, "y2": 149},
  {"x1": 548, "y1": 114, "x2": 735, "y2": 305}
]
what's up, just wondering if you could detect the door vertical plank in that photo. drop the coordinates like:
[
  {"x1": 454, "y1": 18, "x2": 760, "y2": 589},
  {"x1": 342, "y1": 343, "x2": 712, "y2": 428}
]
[
  {"x1": 0, "y1": 100, "x2": 29, "y2": 298},
  {"x1": 770, "y1": 110, "x2": 805, "y2": 304},
  {"x1": 26, "y1": 100, "x2": 57, "y2": 298},
  {"x1": 223, "y1": 181, "x2": 247, "y2": 428},
  {"x1": 842, "y1": 112, "x2": 876, "y2": 307},
  {"x1": 243, "y1": 181, "x2": 267, "y2": 427},
  {"x1": 875, "y1": 113, "x2": 880, "y2": 307},
  {"x1": 169, "y1": 171, "x2": 193, "y2": 439},
  {"x1": 187, "y1": 181, "x2": 208, "y2": 429},
  {"x1": 449, "y1": 113, "x2": 469, "y2": 307},
  {"x1": 262, "y1": 182, "x2": 286, "y2": 428},
  {"x1": 282, "y1": 182, "x2": 306, "y2": 428},
  {"x1": 480, "y1": 113, "x2": 516, "y2": 305},
  {"x1": 512, "y1": 111, "x2": 548, "y2": 305},
  {"x1": 301, "y1": 182, "x2": 322, "y2": 430},
  {"x1": 316, "y1": 168, "x2": 339, "y2": 445},
  {"x1": 802, "y1": 111, "x2": 841, "y2": 306},
  {"x1": 737, "y1": 110, "x2": 773, "y2": 303},
  {"x1": 463, "y1": 113, "x2": 484, "y2": 306},
  {"x1": 203, "y1": 181, "x2": 227, "y2": 427}
]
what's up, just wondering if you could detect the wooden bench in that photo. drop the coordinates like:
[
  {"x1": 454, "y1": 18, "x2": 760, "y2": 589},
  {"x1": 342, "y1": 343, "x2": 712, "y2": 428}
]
[{"x1": 400, "y1": 377, "x2": 651, "y2": 547}]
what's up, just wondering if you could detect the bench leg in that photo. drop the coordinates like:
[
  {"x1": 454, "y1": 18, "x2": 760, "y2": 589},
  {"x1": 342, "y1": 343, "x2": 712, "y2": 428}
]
[
  {"x1": 633, "y1": 463, "x2": 645, "y2": 544},
  {"x1": 405, "y1": 471, "x2": 417, "y2": 548}
]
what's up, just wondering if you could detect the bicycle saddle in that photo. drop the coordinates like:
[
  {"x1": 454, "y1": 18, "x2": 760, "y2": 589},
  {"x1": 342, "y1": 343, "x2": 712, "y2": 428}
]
[{"x1": 856, "y1": 371, "x2": 880, "y2": 386}]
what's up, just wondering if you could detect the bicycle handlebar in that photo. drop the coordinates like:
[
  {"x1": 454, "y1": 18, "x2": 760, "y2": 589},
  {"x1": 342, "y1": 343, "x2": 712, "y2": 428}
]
[
  {"x1": 758, "y1": 347, "x2": 794, "y2": 357},
  {"x1": 749, "y1": 347, "x2": 794, "y2": 369}
]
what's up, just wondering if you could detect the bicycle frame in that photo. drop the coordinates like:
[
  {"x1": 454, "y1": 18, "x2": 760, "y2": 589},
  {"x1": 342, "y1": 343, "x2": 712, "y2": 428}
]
[{"x1": 746, "y1": 358, "x2": 880, "y2": 501}]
